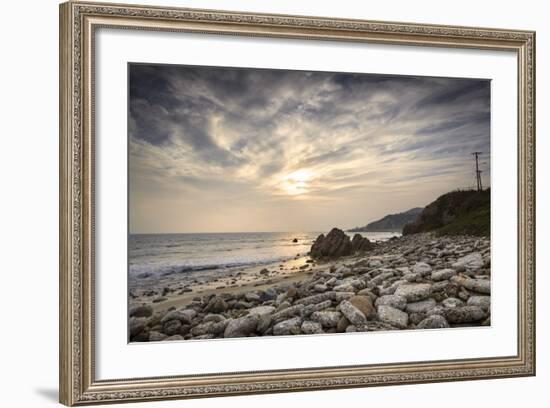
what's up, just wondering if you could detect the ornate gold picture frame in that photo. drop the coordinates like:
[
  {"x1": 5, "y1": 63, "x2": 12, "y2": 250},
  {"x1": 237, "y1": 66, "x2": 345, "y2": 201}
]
[{"x1": 59, "y1": 1, "x2": 535, "y2": 405}]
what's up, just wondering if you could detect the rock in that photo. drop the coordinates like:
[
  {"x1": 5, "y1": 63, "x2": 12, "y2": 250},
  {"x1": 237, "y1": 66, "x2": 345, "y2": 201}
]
[
  {"x1": 351, "y1": 234, "x2": 373, "y2": 252},
  {"x1": 467, "y1": 296, "x2": 491, "y2": 310},
  {"x1": 302, "y1": 300, "x2": 332, "y2": 317},
  {"x1": 368, "y1": 259, "x2": 382, "y2": 268},
  {"x1": 445, "y1": 306, "x2": 487, "y2": 323},
  {"x1": 301, "y1": 320, "x2": 324, "y2": 334},
  {"x1": 256, "y1": 314, "x2": 273, "y2": 334},
  {"x1": 314, "y1": 284, "x2": 328, "y2": 292},
  {"x1": 356, "y1": 288, "x2": 377, "y2": 303},
  {"x1": 458, "y1": 288, "x2": 471, "y2": 301},
  {"x1": 310, "y1": 228, "x2": 353, "y2": 259},
  {"x1": 412, "y1": 262, "x2": 432, "y2": 275},
  {"x1": 161, "y1": 309, "x2": 195, "y2": 325},
  {"x1": 203, "y1": 314, "x2": 226, "y2": 323},
  {"x1": 396, "y1": 267, "x2": 411, "y2": 275},
  {"x1": 409, "y1": 312, "x2": 427, "y2": 325},
  {"x1": 326, "y1": 277, "x2": 337, "y2": 286},
  {"x1": 295, "y1": 292, "x2": 336, "y2": 305},
  {"x1": 334, "y1": 292, "x2": 355, "y2": 302},
  {"x1": 403, "y1": 272, "x2": 422, "y2": 282},
  {"x1": 129, "y1": 317, "x2": 147, "y2": 337},
  {"x1": 224, "y1": 315, "x2": 259, "y2": 338},
  {"x1": 333, "y1": 283, "x2": 355, "y2": 292},
  {"x1": 162, "y1": 319, "x2": 182, "y2": 336},
  {"x1": 371, "y1": 271, "x2": 394, "y2": 285},
  {"x1": 377, "y1": 305, "x2": 408, "y2": 329},
  {"x1": 179, "y1": 309, "x2": 198, "y2": 323},
  {"x1": 442, "y1": 297, "x2": 464, "y2": 308},
  {"x1": 260, "y1": 288, "x2": 278, "y2": 302},
  {"x1": 452, "y1": 252, "x2": 484, "y2": 270},
  {"x1": 273, "y1": 317, "x2": 302, "y2": 335},
  {"x1": 133, "y1": 331, "x2": 151, "y2": 342},
  {"x1": 339, "y1": 300, "x2": 368, "y2": 325},
  {"x1": 272, "y1": 304, "x2": 304, "y2": 320},
  {"x1": 451, "y1": 276, "x2": 491, "y2": 294},
  {"x1": 431, "y1": 269, "x2": 457, "y2": 281},
  {"x1": 335, "y1": 265, "x2": 352, "y2": 276},
  {"x1": 336, "y1": 316, "x2": 350, "y2": 332},
  {"x1": 146, "y1": 312, "x2": 163, "y2": 328},
  {"x1": 427, "y1": 305, "x2": 446, "y2": 316},
  {"x1": 354, "y1": 322, "x2": 398, "y2": 333},
  {"x1": 260, "y1": 268, "x2": 270, "y2": 275},
  {"x1": 165, "y1": 335, "x2": 185, "y2": 341},
  {"x1": 129, "y1": 305, "x2": 154, "y2": 318},
  {"x1": 416, "y1": 315, "x2": 450, "y2": 329},
  {"x1": 286, "y1": 287, "x2": 298, "y2": 299},
  {"x1": 191, "y1": 320, "x2": 228, "y2": 336},
  {"x1": 349, "y1": 295, "x2": 376, "y2": 319},
  {"x1": 234, "y1": 301, "x2": 254, "y2": 309},
  {"x1": 149, "y1": 331, "x2": 168, "y2": 342},
  {"x1": 193, "y1": 334, "x2": 215, "y2": 340},
  {"x1": 375, "y1": 294, "x2": 407, "y2": 311},
  {"x1": 276, "y1": 301, "x2": 292, "y2": 312},
  {"x1": 394, "y1": 283, "x2": 432, "y2": 302},
  {"x1": 180, "y1": 325, "x2": 191, "y2": 336},
  {"x1": 244, "y1": 292, "x2": 261, "y2": 303},
  {"x1": 275, "y1": 293, "x2": 287, "y2": 305},
  {"x1": 310, "y1": 311, "x2": 342, "y2": 328},
  {"x1": 405, "y1": 298, "x2": 436, "y2": 314},
  {"x1": 292, "y1": 238, "x2": 298, "y2": 243},
  {"x1": 204, "y1": 296, "x2": 228, "y2": 313},
  {"x1": 430, "y1": 281, "x2": 460, "y2": 302},
  {"x1": 247, "y1": 305, "x2": 276, "y2": 316}
]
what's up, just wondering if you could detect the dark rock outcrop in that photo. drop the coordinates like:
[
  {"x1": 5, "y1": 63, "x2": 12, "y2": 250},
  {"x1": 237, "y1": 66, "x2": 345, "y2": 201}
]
[
  {"x1": 351, "y1": 234, "x2": 373, "y2": 252},
  {"x1": 310, "y1": 228, "x2": 352, "y2": 259},
  {"x1": 310, "y1": 228, "x2": 373, "y2": 259}
]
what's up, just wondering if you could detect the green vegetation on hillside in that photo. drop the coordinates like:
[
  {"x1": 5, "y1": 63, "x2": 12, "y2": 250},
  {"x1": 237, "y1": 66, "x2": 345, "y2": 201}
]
[{"x1": 403, "y1": 189, "x2": 490, "y2": 237}]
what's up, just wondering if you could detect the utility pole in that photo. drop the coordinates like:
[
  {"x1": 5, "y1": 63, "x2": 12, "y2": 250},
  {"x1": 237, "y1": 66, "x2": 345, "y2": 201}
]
[{"x1": 471, "y1": 152, "x2": 483, "y2": 191}]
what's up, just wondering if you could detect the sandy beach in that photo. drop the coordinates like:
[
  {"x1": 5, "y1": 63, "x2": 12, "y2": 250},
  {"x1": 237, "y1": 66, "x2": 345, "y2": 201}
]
[{"x1": 140, "y1": 256, "x2": 326, "y2": 314}]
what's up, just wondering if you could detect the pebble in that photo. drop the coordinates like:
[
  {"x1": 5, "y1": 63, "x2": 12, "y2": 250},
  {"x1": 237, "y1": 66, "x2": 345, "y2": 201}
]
[
  {"x1": 377, "y1": 305, "x2": 409, "y2": 329},
  {"x1": 130, "y1": 233, "x2": 490, "y2": 342}
]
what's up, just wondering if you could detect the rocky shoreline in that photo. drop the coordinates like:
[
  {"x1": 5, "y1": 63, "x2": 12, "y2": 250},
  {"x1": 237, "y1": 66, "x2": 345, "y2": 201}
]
[{"x1": 129, "y1": 232, "x2": 491, "y2": 342}]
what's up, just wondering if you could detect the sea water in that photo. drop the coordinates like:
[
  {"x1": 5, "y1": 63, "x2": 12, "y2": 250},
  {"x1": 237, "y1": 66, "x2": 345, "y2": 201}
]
[{"x1": 129, "y1": 231, "x2": 400, "y2": 280}]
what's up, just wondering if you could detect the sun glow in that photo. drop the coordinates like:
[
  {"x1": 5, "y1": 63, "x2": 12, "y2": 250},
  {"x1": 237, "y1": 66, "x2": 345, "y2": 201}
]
[{"x1": 280, "y1": 169, "x2": 314, "y2": 196}]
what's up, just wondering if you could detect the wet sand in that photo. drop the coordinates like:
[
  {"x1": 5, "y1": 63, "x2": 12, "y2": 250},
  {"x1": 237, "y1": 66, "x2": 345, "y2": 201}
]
[{"x1": 131, "y1": 255, "x2": 338, "y2": 314}]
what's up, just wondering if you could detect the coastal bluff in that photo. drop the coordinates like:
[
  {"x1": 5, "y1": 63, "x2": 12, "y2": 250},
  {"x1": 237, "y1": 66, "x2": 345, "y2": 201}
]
[{"x1": 403, "y1": 189, "x2": 490, "y2": 236}]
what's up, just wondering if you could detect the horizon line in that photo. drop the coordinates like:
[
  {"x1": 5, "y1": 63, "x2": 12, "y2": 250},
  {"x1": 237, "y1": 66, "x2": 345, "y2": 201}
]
[{"x1": 128, "y1": 229, "x2": 403, "y2": 235}]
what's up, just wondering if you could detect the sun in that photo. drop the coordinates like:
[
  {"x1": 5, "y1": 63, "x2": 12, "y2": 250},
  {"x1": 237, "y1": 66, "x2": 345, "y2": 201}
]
[{"x1": 280, "y1": 169, "x2": 314, "y2": 196}]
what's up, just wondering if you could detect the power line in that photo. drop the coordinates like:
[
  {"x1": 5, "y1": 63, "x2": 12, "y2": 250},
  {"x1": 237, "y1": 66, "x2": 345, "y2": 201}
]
[{"x1": 471, "y1": 152, "x2": 483, "y2": 191}]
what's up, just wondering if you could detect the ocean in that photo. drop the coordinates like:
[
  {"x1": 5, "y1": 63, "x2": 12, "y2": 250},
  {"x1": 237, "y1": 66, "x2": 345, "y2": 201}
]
[{"x1": 129, "y1": 231, "x2": 400, "y2": 279}]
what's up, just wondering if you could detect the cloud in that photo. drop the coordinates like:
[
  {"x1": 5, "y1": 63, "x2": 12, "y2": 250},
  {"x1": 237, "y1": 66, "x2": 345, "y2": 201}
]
[{"x1": 129, "y1": 64, "x2": 491, "y2": 233}]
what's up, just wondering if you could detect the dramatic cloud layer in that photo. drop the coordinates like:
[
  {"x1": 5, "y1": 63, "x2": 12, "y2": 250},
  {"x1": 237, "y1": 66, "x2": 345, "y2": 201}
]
[{"x1": 129, "y1": 64, "x2": 490, "y2": 233}]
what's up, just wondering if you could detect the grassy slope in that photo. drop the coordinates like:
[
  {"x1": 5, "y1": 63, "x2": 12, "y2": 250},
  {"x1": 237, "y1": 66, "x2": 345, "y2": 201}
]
[
  {"x1": 403, "y1": 189, "x2": 490, "y2": 237},
  {"x1": 435, "y1": 198, "x2": 490, "y2": 236}
]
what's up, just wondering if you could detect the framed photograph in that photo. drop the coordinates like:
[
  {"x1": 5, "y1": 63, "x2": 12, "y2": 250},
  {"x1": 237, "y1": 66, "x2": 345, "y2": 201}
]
[{"x1": 59, "y1": 1, "x2": 536, "y2": 405}]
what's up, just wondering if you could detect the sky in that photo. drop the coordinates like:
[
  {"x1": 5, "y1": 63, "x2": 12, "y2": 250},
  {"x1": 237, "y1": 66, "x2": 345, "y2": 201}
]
[{"x1": 129, "y1": 63, "x2": 490, "y2": 234}]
